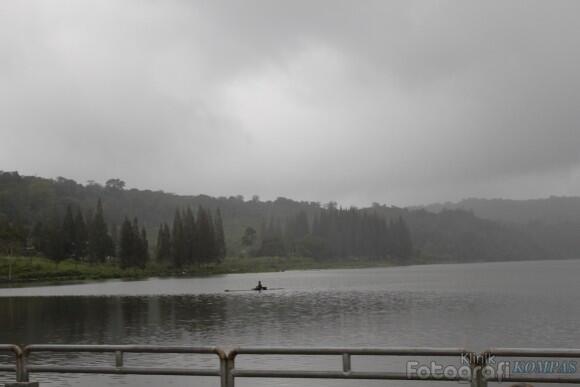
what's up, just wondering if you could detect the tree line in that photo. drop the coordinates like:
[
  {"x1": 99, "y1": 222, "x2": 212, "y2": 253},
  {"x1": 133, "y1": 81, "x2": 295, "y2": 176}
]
[
  {"x1": 155, "y1": 207, "x2": 226, "y2": 268},
  {"x1": 242, "y1": 207, "x2": 413, "y2": 260},
  {"x1": 24, "y1": 198, "x2": 226, "y2": 269},
  {"x1": 31, "y1": 199, "x2": 114, "y2": 263},
  {"x1": 118, "y1": 217, "x2": 149, "y2": 269},
  {"x1": 2, "y1": 171, "x2": 574, "y2": 263}
]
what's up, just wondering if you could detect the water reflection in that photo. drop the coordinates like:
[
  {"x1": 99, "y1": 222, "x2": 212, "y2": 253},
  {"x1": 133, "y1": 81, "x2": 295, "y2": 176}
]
[{"x1": 1, "y1": 260, "x2": 580, "y2": 386}]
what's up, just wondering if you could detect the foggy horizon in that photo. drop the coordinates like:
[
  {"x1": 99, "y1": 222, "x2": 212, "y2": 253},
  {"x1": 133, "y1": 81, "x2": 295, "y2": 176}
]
[
  {"x1": 8, "y1": 168, "x2": 580, "y2": 209},
  {"x1": 3, "y1": 1, "x2": 580, "y2": 206}
]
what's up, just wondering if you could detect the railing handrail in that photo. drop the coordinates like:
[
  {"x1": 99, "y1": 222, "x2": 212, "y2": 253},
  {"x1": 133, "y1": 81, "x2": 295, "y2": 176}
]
[
  {"x1": 0, "y1": 345, "x2": 22, "y2": 356},
  {"x1": 229, "y1": 346, "x2": 468, "y2": 357},
  {"x1": 3, "y1": 344, "x2": 227, "y2": 384},
  {"x1": 25, "y1": 344, "x2": 225, "y2": 357},
  {"x1": 3, "y1": 344, "x2": 580, "y2": 386}
]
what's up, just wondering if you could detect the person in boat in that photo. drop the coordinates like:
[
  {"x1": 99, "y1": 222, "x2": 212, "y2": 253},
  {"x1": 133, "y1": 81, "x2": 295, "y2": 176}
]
[{"x1": 254, "y1": 281, "x2": 266, "y2": 291}]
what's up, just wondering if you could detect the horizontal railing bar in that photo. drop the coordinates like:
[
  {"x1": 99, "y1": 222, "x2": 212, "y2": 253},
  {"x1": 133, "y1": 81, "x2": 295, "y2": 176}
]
[
  {"x1": 231, "y1": 347, "x2": 468, "y2": 356},
  {"x1": 25, "y1": 344, "x2": 221, "y2": 354},
  {"x1": 0, "y1": 344, "x2": 22, "y2": 355},
  {"x1": 486, "y1": 348, "x2": 580, "y2": 357},
  {"x1": 26, "y1": 365, "x2": 220, "y2": 376},
  {"x1": 6, "y1": 344, "x2": 580, "y2": 385},
  {"x1": 232, "y1": 369, "x2": 468, "y2": 381}
]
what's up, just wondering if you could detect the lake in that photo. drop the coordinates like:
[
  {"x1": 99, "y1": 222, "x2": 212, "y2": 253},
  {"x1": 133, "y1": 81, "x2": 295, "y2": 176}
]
[{"x1": 1, "y1": 259, "x2": 579, "y2": 387}]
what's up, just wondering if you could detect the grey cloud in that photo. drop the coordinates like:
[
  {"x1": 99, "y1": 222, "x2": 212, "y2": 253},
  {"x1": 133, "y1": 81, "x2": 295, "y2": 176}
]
[{"x1": 1, "y1": 0, "x2": 580, "y2": 206}]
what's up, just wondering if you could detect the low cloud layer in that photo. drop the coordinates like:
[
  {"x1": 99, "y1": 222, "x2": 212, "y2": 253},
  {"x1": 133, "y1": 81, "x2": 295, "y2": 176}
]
[{"x1": 2, "y1": 1, "x2": 580, "y2": 206}]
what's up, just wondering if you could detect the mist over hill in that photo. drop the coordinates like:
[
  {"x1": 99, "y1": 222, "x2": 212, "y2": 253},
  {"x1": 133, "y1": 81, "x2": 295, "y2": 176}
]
[
  {"x1": 0, "y1": 171, "x2": 577, "y2": 264},
  {"x1": 424, "y1": 197, "x2": 580, "y2": 225},
  {"x1": 422, "y1": 197, "x2": 580, "y2": 261}
]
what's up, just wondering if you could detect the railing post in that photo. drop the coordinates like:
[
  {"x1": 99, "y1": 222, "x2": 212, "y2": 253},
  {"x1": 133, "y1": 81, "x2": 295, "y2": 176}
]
[
  {"x1": 219, "y1": 356, "x2": 228, "y2": 387},
  {"x1": 5, "y1": 345, "x2": 38, "y2": 386},
  {"x1": 470, "y1": 353, "x2": 487, "y2": 387},
  {"x1": 219, "y1": 349, "x2": 235, "y2": 387},
  {"x1": 226, "y1": 351, "x2": 236, "y2": 387},
  {"x1": 16, "y1": 345, "x2": 29, "y2": 383},
  {"x1": 342, "y1": 353, "x2": 351, "y2": 373},
  {"x1": 115, "y1": 351, "x2": 123, "y2": 368}
]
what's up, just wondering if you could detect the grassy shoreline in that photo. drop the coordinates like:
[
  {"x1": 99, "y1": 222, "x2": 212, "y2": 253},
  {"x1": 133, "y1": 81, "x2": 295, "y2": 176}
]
[{"x1": 0, "y1": 255, "x2": 395, "y2": 285}]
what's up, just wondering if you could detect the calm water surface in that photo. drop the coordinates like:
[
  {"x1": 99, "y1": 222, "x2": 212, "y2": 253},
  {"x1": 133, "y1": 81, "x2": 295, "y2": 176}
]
[{"x1": 1, "y1": 259, "x2": 579, "y2": 387}]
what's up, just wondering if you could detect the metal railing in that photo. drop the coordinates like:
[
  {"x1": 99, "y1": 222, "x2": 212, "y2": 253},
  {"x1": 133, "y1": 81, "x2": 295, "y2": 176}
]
[
  {"x1": 2, "y1": 345, "x2": 580, "y2": 386},
  {"x1": 228, "y1": 346, "x2": 469, "y2": 383},
  {"x1": 13, "y1": 345, "x2": 226, "y2": 386},
  {"x1": 0, "y1": 345, "x2": 25, "y2": 382}
]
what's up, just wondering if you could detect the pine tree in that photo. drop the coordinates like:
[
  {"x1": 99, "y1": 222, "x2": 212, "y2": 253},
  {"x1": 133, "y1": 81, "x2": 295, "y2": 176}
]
[
  {"x1": 392, "y1": 216, "x2": 413, "y2": 259},
  {"x1": 132, "y1": 218, "x2": 140, "y2": 268},
  {"x1": 171, "y1": 210, "x2": 185, "y2": 268},
  {"x1": 207, "y1": 210, "x2": 216, "y2": 261},
  {"x1": 87, "y1": 199, "x2": 114, "y2": 263},
  {"x1": 110, "y1": 223, "x2": 119, "y2": 257},
  {"x1": 196, "y1": 207, "x2": 216, "y2": 264},
  {"x1": 119, "y1": 217, "x2": 134, "y2": 269},
  {"x1": 73, "y1": 208, "x2": 88, "y2": 259},
  {"x1": 156, "y1": 225, "x2": 164, "y2": 262},
  {"x1": 214, "y1": 208, "x2": 226, "y2": 262},
  {"x1": 285, "y1": 211, "x2": 309, "y2": 253},
  {"x1": 44, "y1": 212, "x2": 64, "y2": 263},
  {"x1": 183, "y1": 207, "x2": 196, "y2": 266},
  {"x1": 61, "y1": 205, "x2": 75, "y2": 258},
  {"x1": 156, "y1": 223, "x2": 171, "y2": 263},
  {"x1": 119, "y1": 217, "x2": 148, "y2": 269},
  {"x1": 140, "y1": 227, "x2": 149, "y2": 267}
]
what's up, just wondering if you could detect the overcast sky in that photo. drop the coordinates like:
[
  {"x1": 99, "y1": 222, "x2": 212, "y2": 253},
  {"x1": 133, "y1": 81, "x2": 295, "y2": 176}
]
[{"x1": 1, "y1": 1, "x2": 580, "y2": 207}]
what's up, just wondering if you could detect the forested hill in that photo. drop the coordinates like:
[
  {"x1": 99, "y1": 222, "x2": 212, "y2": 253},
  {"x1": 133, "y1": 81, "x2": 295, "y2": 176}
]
[
  {"x1": 421, "y1": 197, "x2": 580, "y2": 261},
  {"x1": 0, "y1": 171, "x2": 323, "y2": 255},
  {"x1": 0, "y1": 171, "x2": 576, "y2": 264},
  {"x1": 424, "y1": 197, "x2": 580, "y2": 225}
]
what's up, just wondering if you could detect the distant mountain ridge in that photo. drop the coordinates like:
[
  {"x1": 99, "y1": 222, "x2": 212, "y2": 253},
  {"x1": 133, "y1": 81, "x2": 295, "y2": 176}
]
[
  {"x1": 0, "y1": 171, "x2": 578, "y2": 263},
  {"x1": 423, "y1": 196, "x2": 580, "y2": 224}
]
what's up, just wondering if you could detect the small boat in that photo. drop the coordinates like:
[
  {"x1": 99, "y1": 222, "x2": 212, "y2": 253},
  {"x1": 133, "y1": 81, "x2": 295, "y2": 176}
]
[
  {"x1": 224, "y1": 287, "x2": 284, "y2": 293},
  {"x1": 253, "y1": 285, "x2": 268, "y2": 291}
]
